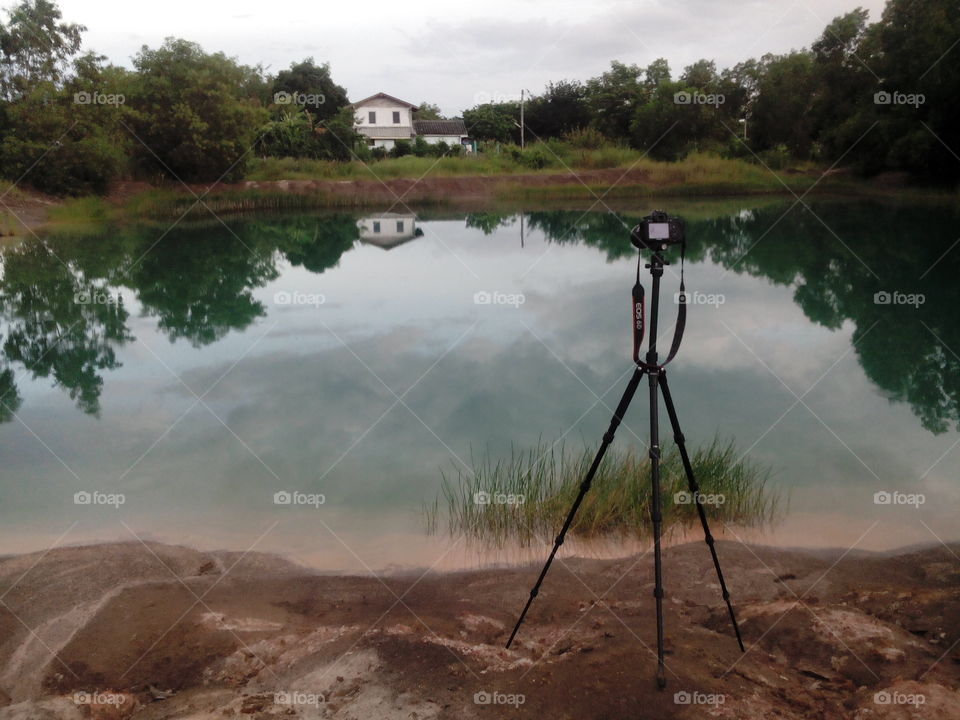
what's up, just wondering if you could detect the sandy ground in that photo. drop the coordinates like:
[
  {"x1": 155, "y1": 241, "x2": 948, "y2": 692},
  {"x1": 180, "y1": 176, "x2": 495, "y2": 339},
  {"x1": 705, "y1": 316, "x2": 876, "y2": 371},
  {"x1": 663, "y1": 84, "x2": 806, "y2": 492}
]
[{"x1": 0, "y1": 540, "x2": 957, "y2": 719}]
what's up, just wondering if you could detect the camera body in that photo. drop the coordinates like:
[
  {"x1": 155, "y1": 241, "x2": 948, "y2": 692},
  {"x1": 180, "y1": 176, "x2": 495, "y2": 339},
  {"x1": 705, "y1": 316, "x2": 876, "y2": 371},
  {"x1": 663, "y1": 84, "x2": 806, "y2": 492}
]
[{"x1": 631, "y1": 211, "x2": 685, "y2": 251}]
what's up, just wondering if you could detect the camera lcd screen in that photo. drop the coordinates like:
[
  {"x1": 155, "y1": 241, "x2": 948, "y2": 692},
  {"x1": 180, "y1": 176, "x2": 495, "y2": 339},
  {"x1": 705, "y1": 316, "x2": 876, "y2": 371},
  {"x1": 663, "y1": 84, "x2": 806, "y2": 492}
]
[{"x1": 648, "y1": 223, "x2": 670, "y2": 239}]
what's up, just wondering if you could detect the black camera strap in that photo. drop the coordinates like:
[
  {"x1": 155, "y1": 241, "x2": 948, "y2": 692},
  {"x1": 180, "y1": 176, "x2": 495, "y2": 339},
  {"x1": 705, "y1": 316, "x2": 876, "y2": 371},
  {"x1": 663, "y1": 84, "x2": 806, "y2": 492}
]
[{"x1": 632, "y1": 242, "x2": 686, "y2": 370}]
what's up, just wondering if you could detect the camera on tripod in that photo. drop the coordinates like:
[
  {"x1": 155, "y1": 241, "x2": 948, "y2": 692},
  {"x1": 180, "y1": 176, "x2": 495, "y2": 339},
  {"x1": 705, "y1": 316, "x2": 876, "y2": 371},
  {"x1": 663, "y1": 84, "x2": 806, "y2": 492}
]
[{"x1": 631, "y1": 210, "x2": 685, "y2": 252}]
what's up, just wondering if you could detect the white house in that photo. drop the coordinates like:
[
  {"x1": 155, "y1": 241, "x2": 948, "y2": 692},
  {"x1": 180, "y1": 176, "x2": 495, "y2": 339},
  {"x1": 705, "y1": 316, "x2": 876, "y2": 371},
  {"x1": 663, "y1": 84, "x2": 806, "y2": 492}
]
[
  {"x1": 350, "y1": 92, "x2": 473, "y2": 151},
  {"x1": 357, "y1": 213, "x2": 421, "y2": 249},
  {"x1": 350, "y1": 93, "x2": 417, "y2": 150}
]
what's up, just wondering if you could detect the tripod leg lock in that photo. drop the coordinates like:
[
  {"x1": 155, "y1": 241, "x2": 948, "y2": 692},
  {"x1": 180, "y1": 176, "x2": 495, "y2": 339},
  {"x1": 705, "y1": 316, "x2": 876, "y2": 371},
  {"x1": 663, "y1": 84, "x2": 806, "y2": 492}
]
[
  {"x1": 704, "y1": 534, "x2": 715, "y2": 547},
  {"x1": 649, "y1": 445, "x2": 661, "y2": 460}
]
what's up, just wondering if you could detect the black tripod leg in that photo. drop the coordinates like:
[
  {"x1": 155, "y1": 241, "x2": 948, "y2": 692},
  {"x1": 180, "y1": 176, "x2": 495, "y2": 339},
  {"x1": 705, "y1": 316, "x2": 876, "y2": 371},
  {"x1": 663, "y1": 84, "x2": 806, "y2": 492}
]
[
  {"x1": 505, "y1": 366, "x2": 646, "y2": 649},
  {"x1": 658, "y1": 371, "x2": 745, "y2": 652},
  {"x1": 647, "y1": 368, "x2": 667, "y2": 689}
]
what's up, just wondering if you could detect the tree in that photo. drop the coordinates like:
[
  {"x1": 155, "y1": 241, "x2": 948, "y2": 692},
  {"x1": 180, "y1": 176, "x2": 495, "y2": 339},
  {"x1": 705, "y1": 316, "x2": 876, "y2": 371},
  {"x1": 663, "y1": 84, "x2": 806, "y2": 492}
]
[
  {"x1": 414, "y1": 102, "x2": 443, "y2": 120},
  {"x1": 749, "y1": 51, "x2": 816, "y2": 156},
  {"x1": 868, "y1": 0, "x2": 960, "y2": 180},
  {"x1": 809, "y1": 9, "x2": 872, "y2": 158},
  {"x1": 272, "y1": 58, "x2": 348, "y2": 123},
  {"x1": 525, "y1": 80, "x2": 590, "y2": 138},
  {"x1": 0, "y1": 0, "x2": 84, "y2": 101},
  {"x1": 125, "y1": 38, "x2": 268, "y2": 183},
  {"x1": 462, "y1": 102, "x2": 519, "y2": 143},
  {"x1": 644, "y1": 58, "x2": 672, "y2": 88},
  {"x1": 585, "y1": 60, "x2": 643, "y2": 141}
]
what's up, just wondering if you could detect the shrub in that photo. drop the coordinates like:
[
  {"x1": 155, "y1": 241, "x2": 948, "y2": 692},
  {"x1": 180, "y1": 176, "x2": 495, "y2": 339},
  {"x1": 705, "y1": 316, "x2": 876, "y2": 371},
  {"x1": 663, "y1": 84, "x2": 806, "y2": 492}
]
[
  {"x1": 390, "y1": 139, "x2": 412, "y2": 158},
  {"x1": 412, "y1": 136, "x2": 430, "y2": 157},
  {"x1": 563, "y1": 126, "x2": 607, "y2": 149}
]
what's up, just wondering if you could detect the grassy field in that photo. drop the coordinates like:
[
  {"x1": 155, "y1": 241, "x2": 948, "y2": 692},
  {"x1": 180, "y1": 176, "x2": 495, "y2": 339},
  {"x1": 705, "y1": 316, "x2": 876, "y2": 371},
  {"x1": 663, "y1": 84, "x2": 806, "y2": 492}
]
[
  {"x1": 245, "y1": 148, "x2": 820, "y2": 183},
  {"x1": 424, "y1": 438, "x2": 783, "y2": 547}
]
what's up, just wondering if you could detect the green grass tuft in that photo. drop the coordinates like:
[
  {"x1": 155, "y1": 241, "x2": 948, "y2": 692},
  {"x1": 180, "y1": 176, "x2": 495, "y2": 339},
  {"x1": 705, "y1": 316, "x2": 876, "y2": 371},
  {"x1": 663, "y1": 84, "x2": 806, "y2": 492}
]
[{"x1": 424, "y1": 438, "x2": 783, "y2": 547}]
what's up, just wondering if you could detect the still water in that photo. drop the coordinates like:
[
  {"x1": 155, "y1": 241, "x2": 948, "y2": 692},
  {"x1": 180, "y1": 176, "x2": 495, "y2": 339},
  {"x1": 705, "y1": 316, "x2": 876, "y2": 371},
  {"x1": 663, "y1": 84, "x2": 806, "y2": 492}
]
[{"x1": 0, "y1": 198, "x2": 957, "y2": 570}]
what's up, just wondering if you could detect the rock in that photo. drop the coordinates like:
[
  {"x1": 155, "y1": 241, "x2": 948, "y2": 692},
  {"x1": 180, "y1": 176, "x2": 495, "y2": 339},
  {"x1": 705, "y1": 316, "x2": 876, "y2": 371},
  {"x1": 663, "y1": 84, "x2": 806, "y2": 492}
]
[{"x1": 878, "y1": 647, "x2": 906, "y2": 662}]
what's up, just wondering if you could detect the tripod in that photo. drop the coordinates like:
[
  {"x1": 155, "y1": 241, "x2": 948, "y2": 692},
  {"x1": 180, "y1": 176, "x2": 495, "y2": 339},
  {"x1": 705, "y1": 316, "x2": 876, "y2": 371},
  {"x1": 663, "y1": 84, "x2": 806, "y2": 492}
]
[{"x1": 505, "y1": 245, "x2": 744, "y2": 689}]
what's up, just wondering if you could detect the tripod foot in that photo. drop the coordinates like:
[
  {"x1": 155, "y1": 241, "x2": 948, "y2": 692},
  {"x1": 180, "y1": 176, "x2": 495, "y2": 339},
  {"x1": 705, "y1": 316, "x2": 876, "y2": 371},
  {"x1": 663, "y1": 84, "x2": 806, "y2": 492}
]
[{"x1": 656, "y1": 673, "x2": 666, "y2": 690}]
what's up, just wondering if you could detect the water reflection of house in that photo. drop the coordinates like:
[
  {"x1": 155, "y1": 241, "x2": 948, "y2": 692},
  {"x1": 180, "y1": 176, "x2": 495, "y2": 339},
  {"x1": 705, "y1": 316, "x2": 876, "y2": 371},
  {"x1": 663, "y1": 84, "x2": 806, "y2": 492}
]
[{"x1": 357, "y1": 213, "x2": 422, "y2": 250}]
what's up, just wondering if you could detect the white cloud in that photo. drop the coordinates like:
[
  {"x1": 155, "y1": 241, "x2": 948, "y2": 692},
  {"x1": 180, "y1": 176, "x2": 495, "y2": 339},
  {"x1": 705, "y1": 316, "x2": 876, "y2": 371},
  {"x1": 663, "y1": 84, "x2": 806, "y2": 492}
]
[{"x1": 53, "y1": 0, "x2": 887, "y2": 115}]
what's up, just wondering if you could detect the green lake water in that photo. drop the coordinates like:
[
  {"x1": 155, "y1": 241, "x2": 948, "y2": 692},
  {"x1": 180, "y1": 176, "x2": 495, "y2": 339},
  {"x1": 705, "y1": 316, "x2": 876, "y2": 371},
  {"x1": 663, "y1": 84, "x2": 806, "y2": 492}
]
[{"x1": 0, "y1": 198, "x2": 957, "y2": 570}]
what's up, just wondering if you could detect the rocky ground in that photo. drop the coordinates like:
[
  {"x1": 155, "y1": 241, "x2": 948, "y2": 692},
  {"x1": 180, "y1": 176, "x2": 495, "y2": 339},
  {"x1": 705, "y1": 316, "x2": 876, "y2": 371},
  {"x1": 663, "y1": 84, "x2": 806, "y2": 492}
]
[{"x1": 0, "y1": 540, "x2": 957, "y2": 719}]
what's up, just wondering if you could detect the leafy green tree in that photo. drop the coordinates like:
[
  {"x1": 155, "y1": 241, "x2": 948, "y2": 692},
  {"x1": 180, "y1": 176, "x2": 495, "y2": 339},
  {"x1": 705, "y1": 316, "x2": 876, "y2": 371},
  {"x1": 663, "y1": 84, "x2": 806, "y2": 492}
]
[
  {"x1": 867, "y1": 0, "x2": 960, "y2": 180},
  {"x1": 414, "y1": 102, "x2": 443, "y2": 120},
  {"x1": 525, "y1": 80, "x2": 590, "y2": 138},
  {"x1": 585, "y1": 61, "x2": 643, "y2": 141},
  {"x1": 644, "y1": 58, "x2": 672, "y2": 89},
  {"x1": 749, "y1": 51, "x2": 816, "y2": 156},
  {"x1": 313, "y1": 106, "x2": 362, "y2": 161},
  {"x1": 125, "y1": 38, "x2": 268, "y2": 183},
  {"x1": 462, "y1": 102, "x2": 519, "y2": 143},
  {"x1": 0, "y1": 0, "x2": 83, "y2": 101},
  {"x1": 272, "y1": 58, "x2": 348, "y2": 123},
  {"x1": 0, "y1": 78, "x2": 126, "y2": 195},
  {"x1": 809, "y1": 9, "x2": 872, "y2": 158}
]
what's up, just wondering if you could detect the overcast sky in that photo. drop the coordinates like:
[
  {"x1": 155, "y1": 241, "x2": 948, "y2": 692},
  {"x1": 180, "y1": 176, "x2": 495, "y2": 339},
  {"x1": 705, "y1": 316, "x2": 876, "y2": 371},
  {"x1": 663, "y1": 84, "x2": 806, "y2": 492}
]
[{"x1": 54, "y1": 0, "x2": 888, "y2": 115}]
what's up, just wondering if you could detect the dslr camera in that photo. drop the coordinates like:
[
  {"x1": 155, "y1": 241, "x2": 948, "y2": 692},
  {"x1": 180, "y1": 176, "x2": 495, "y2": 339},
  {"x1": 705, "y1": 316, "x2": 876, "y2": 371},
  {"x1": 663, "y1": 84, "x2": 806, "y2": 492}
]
[{"x1": 631, "y1": 210, "x2": 685, "y2": 251}]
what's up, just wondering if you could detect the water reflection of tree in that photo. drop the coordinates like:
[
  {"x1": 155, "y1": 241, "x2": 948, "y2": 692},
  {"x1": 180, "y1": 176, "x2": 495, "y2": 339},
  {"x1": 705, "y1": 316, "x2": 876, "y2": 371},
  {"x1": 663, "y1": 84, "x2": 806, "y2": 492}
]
[
  {"x1": 518, "y1": 202, "x2": 960, "y2": 435},
  {"x1": 0, "y1": 240, "x2": 132, "y2": 417},
  {"x1": 694, "y1": 202, "x2": 960, "y2": 435},
  {"x1": 0, "y1": 214, "x2": 359, "y2": 419}
]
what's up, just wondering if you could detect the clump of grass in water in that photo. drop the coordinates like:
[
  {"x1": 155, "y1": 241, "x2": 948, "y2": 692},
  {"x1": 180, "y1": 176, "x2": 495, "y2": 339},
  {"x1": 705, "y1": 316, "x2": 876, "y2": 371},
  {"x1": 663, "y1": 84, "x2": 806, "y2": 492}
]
[{"x1": 424, "y1": 438, "x2": 781, "y2": 547}]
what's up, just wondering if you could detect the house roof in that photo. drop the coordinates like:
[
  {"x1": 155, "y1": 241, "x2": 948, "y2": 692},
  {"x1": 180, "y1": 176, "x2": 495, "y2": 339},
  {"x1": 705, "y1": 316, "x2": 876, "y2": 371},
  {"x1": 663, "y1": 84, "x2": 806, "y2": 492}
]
[
  {"x1": 356, "y1": 126, "x2": 415, "y2": 139},
  {"x1": 413, "y1": 119, "x2": 468, "y2": 136},
  {"x1": 349, "y1": 92, "x2": 419, "y2": 109}
]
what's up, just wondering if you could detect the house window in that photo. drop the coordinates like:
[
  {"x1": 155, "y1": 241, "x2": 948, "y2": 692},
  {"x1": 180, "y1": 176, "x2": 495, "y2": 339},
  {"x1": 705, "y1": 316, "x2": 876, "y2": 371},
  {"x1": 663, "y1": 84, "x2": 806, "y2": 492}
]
[
  {"x1": 396, "y1": 220, "x2": 404, "y2": 232},
  {"x1": 373, "y1": 221, "x2": 381, "y2": 233},
  {"x1": 368, "y1": 111, "x2": 376, "y2": 124},
  {"x1": 393, "y1": 111, "x2": 401, "y2": 124}
]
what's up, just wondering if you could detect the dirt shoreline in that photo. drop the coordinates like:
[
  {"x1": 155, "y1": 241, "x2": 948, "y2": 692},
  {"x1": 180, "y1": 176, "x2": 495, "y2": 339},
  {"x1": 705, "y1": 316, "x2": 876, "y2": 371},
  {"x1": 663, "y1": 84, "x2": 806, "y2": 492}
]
[{"x1": 0, "y1": 540, "x2": 956, "y2": 719}]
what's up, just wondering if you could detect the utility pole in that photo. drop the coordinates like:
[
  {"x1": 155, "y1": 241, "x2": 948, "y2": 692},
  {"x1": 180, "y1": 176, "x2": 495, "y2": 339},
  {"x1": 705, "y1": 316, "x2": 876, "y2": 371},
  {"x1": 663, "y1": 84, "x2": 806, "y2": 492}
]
[{"x1": 520, "y1": 89, "x2": 525, "y2": 149}]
